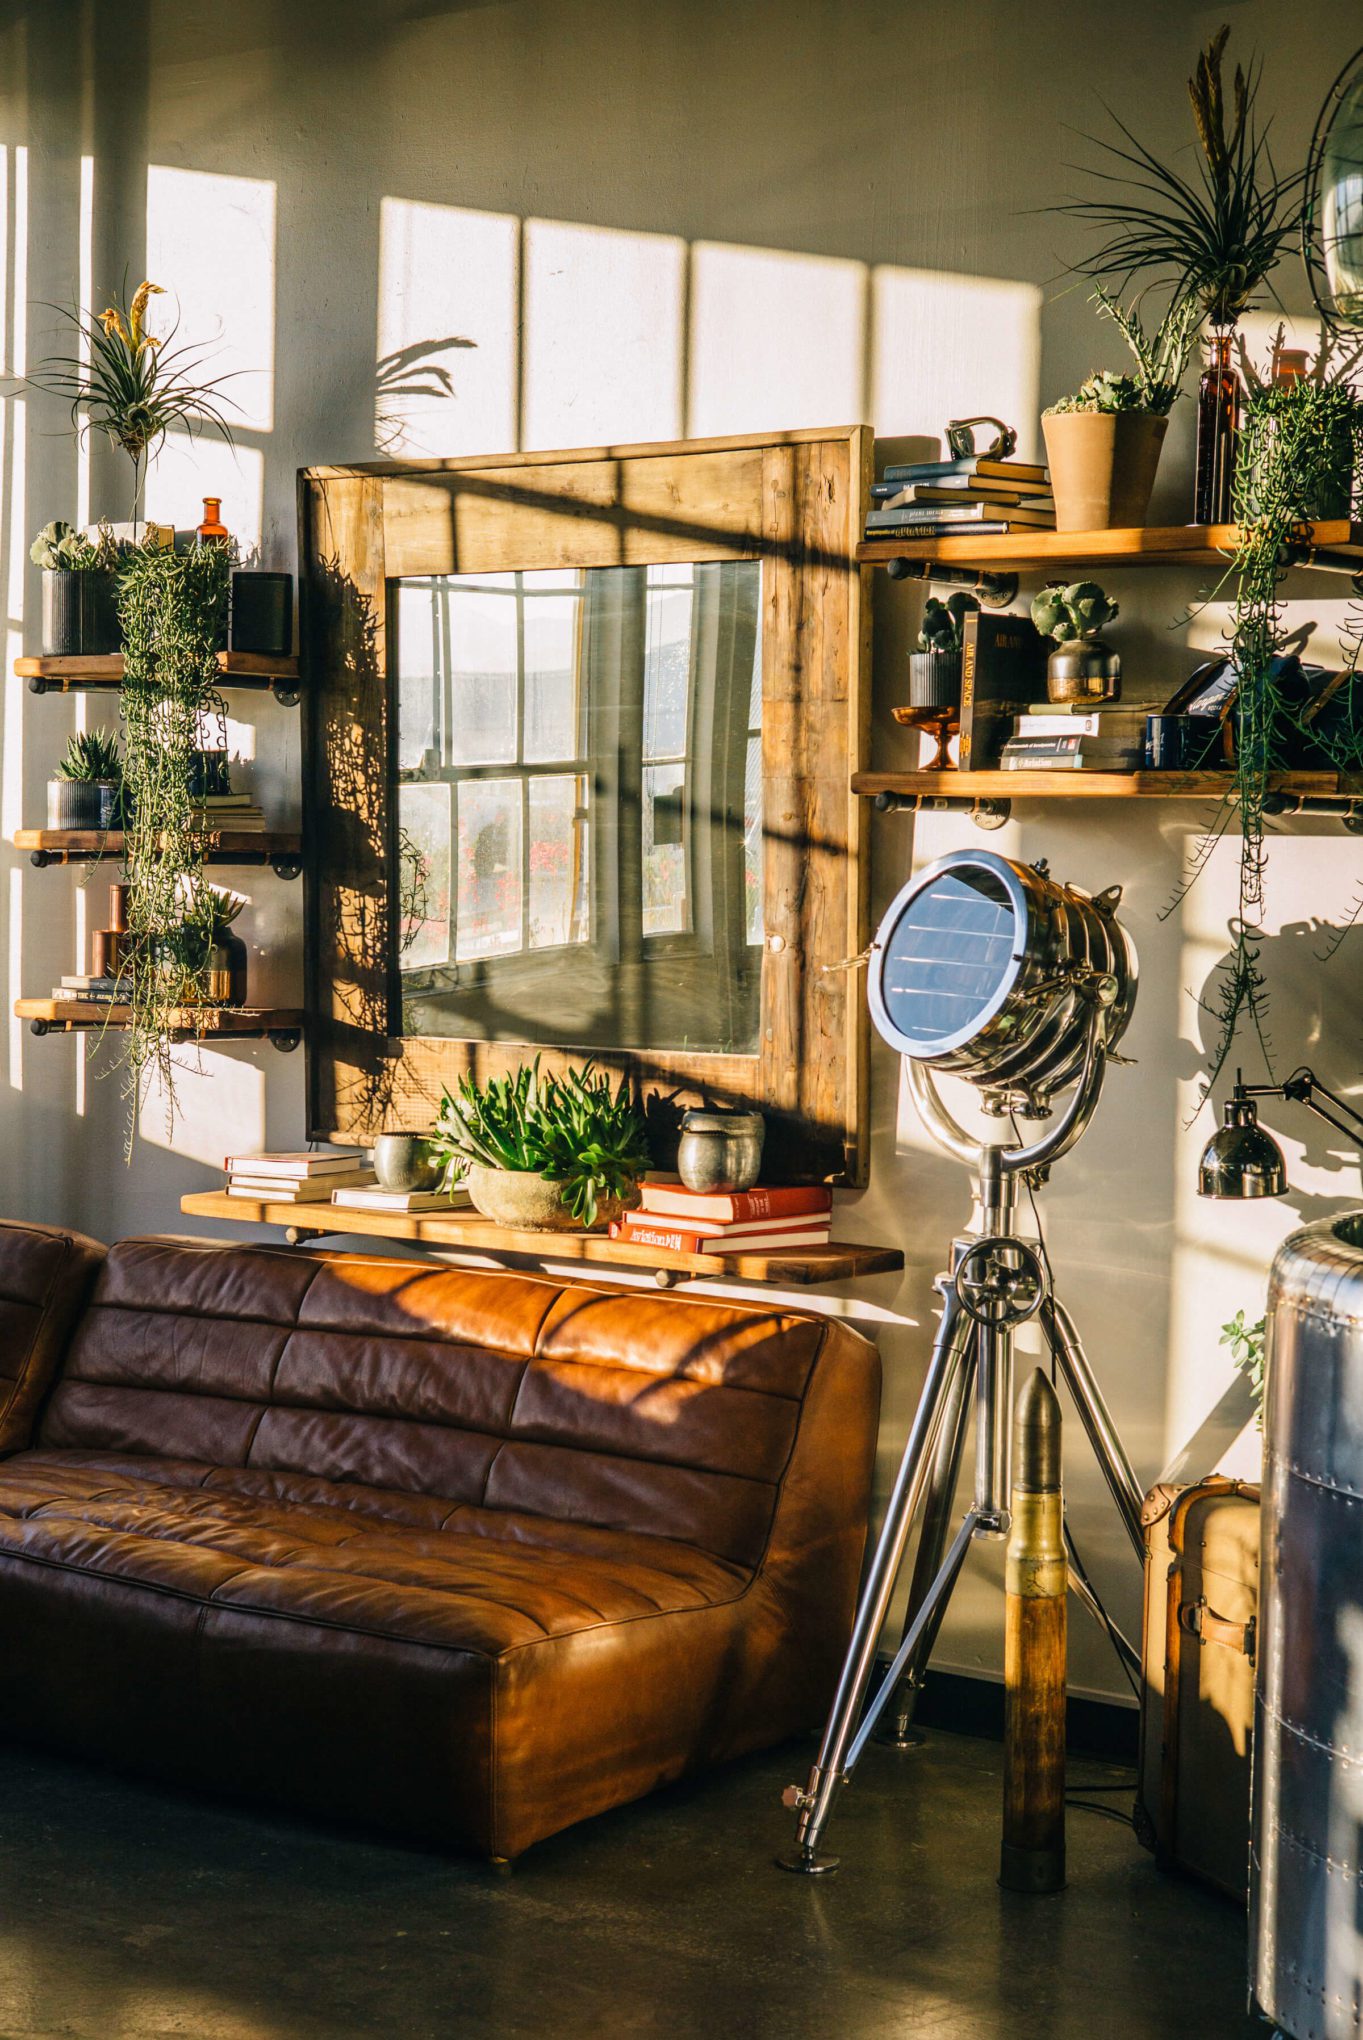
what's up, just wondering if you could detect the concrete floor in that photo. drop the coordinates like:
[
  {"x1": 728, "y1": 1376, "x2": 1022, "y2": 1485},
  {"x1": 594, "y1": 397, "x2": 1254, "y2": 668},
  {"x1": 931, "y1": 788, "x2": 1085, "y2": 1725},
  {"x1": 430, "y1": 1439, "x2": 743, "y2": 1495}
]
[{"x1": 0, "y1": 1731, "x2": 1257, "y2": 2040}]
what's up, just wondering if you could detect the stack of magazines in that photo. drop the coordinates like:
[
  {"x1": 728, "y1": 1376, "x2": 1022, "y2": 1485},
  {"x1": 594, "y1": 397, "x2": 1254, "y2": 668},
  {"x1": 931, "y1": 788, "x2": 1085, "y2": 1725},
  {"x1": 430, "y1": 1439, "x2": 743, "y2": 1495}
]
[{"x1": 865, "y1": 455, "x2": 1055, "y2": 539}]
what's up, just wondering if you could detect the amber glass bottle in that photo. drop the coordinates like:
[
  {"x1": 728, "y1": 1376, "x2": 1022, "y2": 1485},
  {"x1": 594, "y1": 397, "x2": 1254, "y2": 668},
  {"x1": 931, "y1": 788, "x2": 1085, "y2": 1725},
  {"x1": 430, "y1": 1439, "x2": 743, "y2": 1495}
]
[
  {"x1": 196, "y1": 497, "x2": 230, "y2": 547},
  {"x1": 1194, "y1": 330, "x2": 1240, "y2": 524}
]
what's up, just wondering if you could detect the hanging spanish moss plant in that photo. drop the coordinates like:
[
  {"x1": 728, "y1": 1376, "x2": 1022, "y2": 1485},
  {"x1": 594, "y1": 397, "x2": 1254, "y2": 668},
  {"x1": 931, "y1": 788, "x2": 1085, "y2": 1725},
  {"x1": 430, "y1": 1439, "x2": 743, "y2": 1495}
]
[
  {"x1": 1196, "y1": 335, "x2": 1363, "y2": 1096},
  {"x1": 114, "y1": 540, "x2": 230, "y2": 1149}
]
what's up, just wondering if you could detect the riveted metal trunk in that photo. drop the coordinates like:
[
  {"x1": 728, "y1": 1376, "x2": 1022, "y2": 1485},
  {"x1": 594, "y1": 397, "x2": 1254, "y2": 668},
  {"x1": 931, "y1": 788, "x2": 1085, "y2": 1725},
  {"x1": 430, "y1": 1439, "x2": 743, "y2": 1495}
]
[{"x1": 1253, "y1": 1213, "x2": 1363, "y2": 2035}]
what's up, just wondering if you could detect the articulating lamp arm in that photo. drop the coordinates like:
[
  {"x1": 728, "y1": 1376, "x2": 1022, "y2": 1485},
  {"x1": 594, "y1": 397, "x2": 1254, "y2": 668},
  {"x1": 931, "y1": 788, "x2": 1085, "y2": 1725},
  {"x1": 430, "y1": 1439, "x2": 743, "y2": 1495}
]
[{"x1": 1236, "y1": 1067, "x2": 1363, "y2": 1154}]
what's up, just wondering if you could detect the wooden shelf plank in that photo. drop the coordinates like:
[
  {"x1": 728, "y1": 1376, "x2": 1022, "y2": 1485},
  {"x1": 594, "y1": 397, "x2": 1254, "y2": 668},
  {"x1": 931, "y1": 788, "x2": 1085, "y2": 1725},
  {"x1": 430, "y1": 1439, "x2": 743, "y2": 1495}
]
[
  {"x1": 18, "y1": 1000, "x2": 304, "y2": 1037},
  {"x1": 855, "y1": 520, "x2": 1363, "y2": 572},
  {"x1": 178, "y1": 1189, "x2": 903, "y2": 1286},
  {"x1": 853, "y1": 769, "x2": 1361, "y2": 802},
  {"x1": 14, "y1": 827, "x2": 302, "y2": 867},
  {"x1": 14, "y1": 650, "x2": 300, "y2": 694}
]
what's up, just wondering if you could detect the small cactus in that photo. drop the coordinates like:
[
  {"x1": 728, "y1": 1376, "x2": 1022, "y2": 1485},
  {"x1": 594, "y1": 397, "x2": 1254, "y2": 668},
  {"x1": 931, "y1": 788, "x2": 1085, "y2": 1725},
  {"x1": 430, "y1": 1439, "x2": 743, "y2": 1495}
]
[
  {"x1": 1030, "y1": 581, "x2": 1119, "y2": 644},
  {"x1": 916, "y1": 590, "x2": 979, "y2": 654},
  {"x1": 55, "y1": 727, "x2": 123, "y2": 783}
]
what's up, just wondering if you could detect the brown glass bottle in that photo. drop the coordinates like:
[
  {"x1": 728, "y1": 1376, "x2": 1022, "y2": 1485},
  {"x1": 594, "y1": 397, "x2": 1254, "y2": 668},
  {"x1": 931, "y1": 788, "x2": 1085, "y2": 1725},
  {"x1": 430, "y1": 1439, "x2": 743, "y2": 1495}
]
[
  {"x1": 1194, "y1": 330, "x2": 1240, "y2": 524},
  {"x1": 196, "y1": 496, "x2": 230, "y2": 547}
]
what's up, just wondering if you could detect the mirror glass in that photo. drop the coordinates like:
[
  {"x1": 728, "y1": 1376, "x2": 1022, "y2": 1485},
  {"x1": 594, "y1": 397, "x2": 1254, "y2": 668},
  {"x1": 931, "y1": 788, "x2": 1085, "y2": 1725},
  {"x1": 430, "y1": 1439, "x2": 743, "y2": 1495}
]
[{"x1": 392, "y1": 561, "x2": 764, "y2": 1054}]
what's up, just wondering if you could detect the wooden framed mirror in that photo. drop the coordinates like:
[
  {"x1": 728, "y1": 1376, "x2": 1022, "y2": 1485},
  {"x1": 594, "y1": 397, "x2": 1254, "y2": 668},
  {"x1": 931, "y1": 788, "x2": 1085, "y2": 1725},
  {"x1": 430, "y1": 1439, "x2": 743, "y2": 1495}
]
[{"x1": 300, "y1": 426, "x2": 871, "y2": 1183}]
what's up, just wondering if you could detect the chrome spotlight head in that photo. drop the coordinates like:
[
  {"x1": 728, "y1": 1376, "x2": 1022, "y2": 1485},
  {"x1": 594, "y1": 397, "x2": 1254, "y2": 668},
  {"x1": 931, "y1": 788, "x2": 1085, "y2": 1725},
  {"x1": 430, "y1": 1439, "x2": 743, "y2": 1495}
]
[
  {"x1": 867, "y1": 850, "x2": 1137, "y2": 1111},
  {"x1": 1198, "y1": 1089, "x2": 1289, "y2": 1199}
]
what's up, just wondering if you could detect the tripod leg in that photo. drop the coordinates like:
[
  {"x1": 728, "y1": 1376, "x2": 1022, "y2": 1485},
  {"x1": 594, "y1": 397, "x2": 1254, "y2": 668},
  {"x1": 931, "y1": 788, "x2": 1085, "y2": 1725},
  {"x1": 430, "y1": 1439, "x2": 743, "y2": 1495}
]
[
  {"x1": 776, "y1": 1292, "x2": 973, "y2": 1873},
  {"x1": 1039, "y1": 1295, "x2": 1145, "y2": 1563},
  {"x1": 875, "y1": 1321, "x2": 976, "y2": 1746}
]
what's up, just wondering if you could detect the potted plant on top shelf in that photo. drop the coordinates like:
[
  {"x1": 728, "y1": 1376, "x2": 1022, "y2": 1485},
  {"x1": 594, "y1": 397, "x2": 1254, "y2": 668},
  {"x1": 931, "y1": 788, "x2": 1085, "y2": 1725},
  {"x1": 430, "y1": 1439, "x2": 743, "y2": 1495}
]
[
  {"x1": 433, "y1": 1059, "x2": 650, "y2": 1232},
  {"x1": 31, "y1": 520, "x2": 121, "y2": 657},
  {"x1": 1042, "y1": 291, "x2": 1201, "y2": 530}
]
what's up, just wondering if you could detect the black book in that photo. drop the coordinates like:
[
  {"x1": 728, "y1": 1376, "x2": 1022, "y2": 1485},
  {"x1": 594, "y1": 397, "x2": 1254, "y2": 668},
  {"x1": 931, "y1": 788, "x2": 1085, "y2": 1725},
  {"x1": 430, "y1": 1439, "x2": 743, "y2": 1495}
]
[{"x1": 958, "y1": 613, "x2": 1049, "y2": 769}]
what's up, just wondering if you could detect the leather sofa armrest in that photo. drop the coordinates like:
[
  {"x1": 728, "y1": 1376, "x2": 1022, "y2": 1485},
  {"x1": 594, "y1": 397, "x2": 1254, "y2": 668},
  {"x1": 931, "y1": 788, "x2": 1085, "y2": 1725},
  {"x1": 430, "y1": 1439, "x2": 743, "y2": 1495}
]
[{"x1": 0, "y1": 1221, "x2": 106, "y2": 1456}]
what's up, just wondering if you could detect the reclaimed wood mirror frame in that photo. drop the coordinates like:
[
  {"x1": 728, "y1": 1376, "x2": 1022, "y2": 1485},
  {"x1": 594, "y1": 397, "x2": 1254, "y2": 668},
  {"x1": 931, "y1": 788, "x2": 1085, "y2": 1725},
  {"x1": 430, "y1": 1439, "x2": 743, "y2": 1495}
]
[{"x1": 299, "y1": 427, "x2": 872, "y2": 1184}]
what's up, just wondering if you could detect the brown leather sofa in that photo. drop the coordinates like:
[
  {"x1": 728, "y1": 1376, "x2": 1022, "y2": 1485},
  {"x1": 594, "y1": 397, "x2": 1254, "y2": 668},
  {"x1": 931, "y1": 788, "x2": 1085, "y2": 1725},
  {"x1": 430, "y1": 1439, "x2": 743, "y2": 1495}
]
[{"x1": 0, "y1": 1223, "x2": 880, "y2": 1857}]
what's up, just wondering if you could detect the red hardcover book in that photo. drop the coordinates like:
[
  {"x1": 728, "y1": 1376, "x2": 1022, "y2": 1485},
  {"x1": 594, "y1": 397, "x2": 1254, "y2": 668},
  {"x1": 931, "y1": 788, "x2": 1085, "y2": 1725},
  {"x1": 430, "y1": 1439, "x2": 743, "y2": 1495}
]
[
  {"x1": 636, "y1": 1184, "x2": 832, "y2": 1225},
  {"x1": 610, "y1": 1221, "x2": 832, "y2": 1255}
]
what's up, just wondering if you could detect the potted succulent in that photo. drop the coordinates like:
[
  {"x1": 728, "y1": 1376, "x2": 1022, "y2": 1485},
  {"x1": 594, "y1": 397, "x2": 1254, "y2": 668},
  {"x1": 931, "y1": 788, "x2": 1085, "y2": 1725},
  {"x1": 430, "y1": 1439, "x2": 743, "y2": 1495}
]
[
  {"x1": 152, "y1": 883, "x2": 248, "y2": 1007},
  {"x1": 1030, "y1": 582, "x2": 1121, "y2": 705},
  {"x1": 47, "y1": 727, "x2": 125, "y2": 831},
  {"x1": 433, "y1": 1058, "x2": 650, "y2": 1231},
  {"x1": 907, "y1": 593, "x2": 979, "y2": 709},
  {"x1": 31, "y1": 520, "x2": 119, "y2": 657},
  {"x1": 1042, "y1": 292, "x2": 1201, "y2": 530}
]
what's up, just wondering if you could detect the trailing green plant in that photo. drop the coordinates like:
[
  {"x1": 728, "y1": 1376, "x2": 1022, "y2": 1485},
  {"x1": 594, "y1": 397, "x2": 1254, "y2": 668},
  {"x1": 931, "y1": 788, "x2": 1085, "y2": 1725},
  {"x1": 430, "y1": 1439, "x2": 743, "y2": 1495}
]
[
  {"x1": 55, "y1": 727, "x2": 122, "y2": 784},
  {"x1": 433, "y1": 1057, "x2": 651, "y2": 1228},
  {"x1": 115, "y1": 539, "x2": 231, "y2": 1148},
  {"x1": 22, "y1": 279, "x2": 236, "y2": 523},
  {"x1": 1193, "y1": 331, "x2": 1363, "y2": 1092},
  {"x1": 1030, "y1": 581, "x2": 1120, "y2": 642},
  {"x1": 1055, "y1": 25, "x2": 1305, "y2": 329},
  {"x1": 916, "y1": 592, "x2": 978, "y2": 654},
  {"x1": 1221, "y1": 1308, "x2": 1267, "y2": 1427}
]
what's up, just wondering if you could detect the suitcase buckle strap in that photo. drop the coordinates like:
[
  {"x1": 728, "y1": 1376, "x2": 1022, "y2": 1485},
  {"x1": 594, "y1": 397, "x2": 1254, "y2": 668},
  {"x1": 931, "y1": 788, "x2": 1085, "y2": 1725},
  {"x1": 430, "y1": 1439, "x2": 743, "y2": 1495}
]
[{"x1": 1178, "y1": 1597, "x2": 1256, "y2": 1662}]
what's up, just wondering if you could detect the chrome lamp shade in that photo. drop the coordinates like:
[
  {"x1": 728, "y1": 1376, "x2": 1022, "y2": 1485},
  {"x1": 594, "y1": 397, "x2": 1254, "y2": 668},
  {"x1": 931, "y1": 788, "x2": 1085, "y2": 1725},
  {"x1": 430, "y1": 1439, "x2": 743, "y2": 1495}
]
[
  {"x1": 867, "y1": 850, "x2": 1136, "y2": 1106},
  {"x1": 1197, "y1": 1094, "x2": 1289, "y2": 1199}
]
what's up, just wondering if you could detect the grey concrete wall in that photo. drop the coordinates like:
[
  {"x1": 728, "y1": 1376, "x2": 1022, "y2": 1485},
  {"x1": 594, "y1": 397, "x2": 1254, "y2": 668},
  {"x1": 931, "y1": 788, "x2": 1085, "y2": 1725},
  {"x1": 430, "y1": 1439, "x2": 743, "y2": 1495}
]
[{"x1": 2, "y1": 0, "x2": 1360, "y2": 1699}]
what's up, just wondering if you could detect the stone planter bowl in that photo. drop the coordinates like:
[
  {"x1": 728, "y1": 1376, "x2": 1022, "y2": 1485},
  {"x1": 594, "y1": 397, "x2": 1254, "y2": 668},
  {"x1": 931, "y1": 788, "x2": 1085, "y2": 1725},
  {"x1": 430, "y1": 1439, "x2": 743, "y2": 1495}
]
[{"x1": 464, "y1": 1163, "x2": 633, "y2": 1233}]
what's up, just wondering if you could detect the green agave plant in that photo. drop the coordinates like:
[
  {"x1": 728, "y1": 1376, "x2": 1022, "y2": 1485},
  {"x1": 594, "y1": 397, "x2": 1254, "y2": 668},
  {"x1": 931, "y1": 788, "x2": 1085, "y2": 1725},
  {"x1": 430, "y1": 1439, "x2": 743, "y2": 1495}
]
[
  {"x1": 55, "y1": 727, "x2": 122, "y2": 784},
  {"x1": 434, "y1": 1058, "x2": 651, "y2": 1228}
]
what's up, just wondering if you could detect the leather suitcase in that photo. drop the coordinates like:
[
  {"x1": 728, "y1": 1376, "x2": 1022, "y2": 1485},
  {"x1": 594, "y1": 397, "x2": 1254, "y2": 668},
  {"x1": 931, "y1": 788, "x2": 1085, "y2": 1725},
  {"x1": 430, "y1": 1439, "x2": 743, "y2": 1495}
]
[{"x1": 1136, "y1": 1477, "x2": 1260, "y2": 1902}]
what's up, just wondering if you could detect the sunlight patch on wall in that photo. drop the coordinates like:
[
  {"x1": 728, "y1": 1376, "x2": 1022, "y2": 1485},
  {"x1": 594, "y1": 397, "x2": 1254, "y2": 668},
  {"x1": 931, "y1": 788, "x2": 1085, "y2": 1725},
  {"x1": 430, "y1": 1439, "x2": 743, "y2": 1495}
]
[
  {"x1": 9, "y1": 146, "x2": 25, "y2": 379},
  {"x1": 145, "y1": 165, "x2": 276, "y2": 434},
  {"x1": 2, "y1": 396, "x2": 25, "y2": 841},
  {"x1": 871, "y1": 268, "x2": 1043, "y2": 459},
  {"x1": 689, "y1": 241, "x2": 864, "y2": 437},
  {"x1": 138, "y1": 1049, "x2": 265, "y2": 1167},
  {"x1": 145, "y1": 430, "x2": 264, "y2": 554},
  {"x1": 76, "y1": 154, "x2": 93, "y2": 532},
  {"x1": 377, "y1": 197, "x2": 517, "y2": 456},
  {"x1": 523, "y1": 219, "x2": 685, "y2": 448},
  {"x1": 7, "y1": 868, "x2": 20, "y2": 1092}
]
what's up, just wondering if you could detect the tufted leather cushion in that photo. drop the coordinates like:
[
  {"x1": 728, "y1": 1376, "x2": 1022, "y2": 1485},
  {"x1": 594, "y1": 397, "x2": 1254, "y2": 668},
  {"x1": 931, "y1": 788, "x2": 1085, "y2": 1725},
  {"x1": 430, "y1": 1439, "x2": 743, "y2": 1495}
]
[{"x1": 0, "y1": 1231, "x2": 880, "y2": 1855}]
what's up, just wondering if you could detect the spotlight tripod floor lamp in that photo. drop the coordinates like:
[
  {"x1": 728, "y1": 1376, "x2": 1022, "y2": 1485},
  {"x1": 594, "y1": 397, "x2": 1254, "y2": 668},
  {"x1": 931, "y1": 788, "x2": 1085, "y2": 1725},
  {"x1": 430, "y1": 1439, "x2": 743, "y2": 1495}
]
[{"x1": 779, "y1": 851, "x2": 1147, "y2": 1876}]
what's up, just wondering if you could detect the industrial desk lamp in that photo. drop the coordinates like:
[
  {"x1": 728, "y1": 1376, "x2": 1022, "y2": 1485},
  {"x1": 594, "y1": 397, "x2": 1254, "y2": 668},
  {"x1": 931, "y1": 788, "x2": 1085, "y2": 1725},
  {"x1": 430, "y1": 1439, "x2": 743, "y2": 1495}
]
[
  {"x1": 779, "y1": 849, "x2": 1147, "y2": 1876},
  {"x1": 1198, "y1": 1068, "x2": 1363, "y2": 1198}
]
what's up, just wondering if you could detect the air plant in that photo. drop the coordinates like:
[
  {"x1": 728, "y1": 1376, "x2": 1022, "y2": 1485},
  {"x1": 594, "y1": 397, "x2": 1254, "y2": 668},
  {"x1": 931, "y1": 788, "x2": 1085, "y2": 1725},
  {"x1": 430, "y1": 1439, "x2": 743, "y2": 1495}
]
[
  {"x1": 1055, "y1": 26, "x2": 1305, "y2": 330},
  {"x1": 23, "y1": 280, "x2": 237, "y2": 522}
]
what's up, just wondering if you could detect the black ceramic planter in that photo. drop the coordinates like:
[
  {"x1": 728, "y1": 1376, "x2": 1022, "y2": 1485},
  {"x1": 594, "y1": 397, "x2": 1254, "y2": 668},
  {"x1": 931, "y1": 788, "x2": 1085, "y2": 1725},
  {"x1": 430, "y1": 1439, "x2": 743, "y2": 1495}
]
[
  {"x1": 41, "y1": 571, "x2": 119, "y2": 658},
  {"x1": 907, "y1": 649, "x2": 963, "y2": 709}
]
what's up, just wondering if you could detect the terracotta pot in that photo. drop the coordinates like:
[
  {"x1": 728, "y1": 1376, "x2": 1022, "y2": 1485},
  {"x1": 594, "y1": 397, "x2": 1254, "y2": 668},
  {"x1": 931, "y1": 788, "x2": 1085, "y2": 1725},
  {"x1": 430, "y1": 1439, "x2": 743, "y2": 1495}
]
[
  {"x1": 464, "y1": 1163, "x2": 630, "y2": 1233},
  {"x1": 1042, "y1": 411, "x2": 1168, "y2": 531}
]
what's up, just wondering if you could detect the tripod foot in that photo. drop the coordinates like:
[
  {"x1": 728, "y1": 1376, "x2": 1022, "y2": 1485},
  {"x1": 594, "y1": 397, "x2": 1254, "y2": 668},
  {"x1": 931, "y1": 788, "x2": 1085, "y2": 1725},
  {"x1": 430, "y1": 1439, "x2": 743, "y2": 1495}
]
[
  {"x1": 774, "y1": 1849, "x2": 841, "y2": 1875},
  {"x1": 873, "y1": 1720, "x2": 927, "y2": 1750}
]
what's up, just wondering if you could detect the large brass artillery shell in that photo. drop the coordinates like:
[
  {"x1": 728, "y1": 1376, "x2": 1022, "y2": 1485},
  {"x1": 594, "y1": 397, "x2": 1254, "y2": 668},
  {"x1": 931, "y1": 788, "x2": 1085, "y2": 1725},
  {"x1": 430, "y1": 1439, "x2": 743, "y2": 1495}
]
[{"x1": 1000, "y1": 1368, "x2": 1067, "y2": 1894}]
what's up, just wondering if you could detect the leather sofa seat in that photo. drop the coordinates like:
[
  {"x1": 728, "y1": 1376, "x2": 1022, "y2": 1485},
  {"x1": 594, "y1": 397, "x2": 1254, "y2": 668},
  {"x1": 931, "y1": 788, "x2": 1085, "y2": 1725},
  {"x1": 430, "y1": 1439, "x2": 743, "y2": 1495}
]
[{"x1": 0, "y1": 1231, "x2": 880, "y2": 1857}]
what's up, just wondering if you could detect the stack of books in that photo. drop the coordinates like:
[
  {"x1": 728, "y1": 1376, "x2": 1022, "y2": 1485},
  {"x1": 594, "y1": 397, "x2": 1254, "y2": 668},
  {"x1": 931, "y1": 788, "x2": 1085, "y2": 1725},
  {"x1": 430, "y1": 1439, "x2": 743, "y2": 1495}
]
[
  {"x1": 999, "y1": 701, "x2": 1161, "y2": 773},
  {"x1": 865, "y1": 456, "x2": 1055, "y2": 539},
  {"x1": 223, "y1": 1149, "x2": 374, "y2": 1201},
  {"x1": 331, "y1": 1181, "x2": 471, "y2": 1215},
  {"x1": 195, "y1": 792, "x2": 267, "y2": 833},
  {"x1": 52, "y1": 973, "x2": 127, "y2": 1004},
  {"x1": 609, "y1": 1183, "x2": 833, "y2": 1256}
]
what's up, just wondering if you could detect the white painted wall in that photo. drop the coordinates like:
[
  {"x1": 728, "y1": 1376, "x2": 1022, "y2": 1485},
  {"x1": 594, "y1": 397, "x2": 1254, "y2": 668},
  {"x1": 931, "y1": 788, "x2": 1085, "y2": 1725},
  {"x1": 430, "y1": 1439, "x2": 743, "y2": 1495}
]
[{"x1": 2, "y1": 0, "x2": 1361, "y2": 1700}]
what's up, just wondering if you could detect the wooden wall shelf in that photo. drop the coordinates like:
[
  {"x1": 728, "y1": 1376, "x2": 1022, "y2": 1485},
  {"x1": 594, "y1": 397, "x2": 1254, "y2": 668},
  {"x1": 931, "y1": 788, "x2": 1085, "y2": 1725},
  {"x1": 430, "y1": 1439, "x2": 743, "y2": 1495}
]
[
  {"x1": 15, "y1": 828, "x2": 302, "y2": 875},
  {"x1": 15, "y1": 651, "x2": 301, "y2": 701},
  {"x1": 853, "y1": 769, "x2": 1362, "y2": 803},
  {"x1": 17, "y1": 1001, "x2": 304, "y2": 1046},
  {"x1": 856, "y1": 520, "x2": 1363, "y2": 574},
  {"x1": 179, "y1": 1190, "x2": 903, "y2": 1287}
]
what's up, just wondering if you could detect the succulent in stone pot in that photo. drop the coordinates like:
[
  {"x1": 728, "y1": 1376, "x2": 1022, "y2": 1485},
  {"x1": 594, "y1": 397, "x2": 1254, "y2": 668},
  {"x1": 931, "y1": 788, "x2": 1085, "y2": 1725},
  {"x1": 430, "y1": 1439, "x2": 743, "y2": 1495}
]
[
  {"x1": 47, "y1": 726, "x2": 125, "y2": 831},
  {"x1": 432, "y1": 1057, "x2": 650, "y2": 1231}
]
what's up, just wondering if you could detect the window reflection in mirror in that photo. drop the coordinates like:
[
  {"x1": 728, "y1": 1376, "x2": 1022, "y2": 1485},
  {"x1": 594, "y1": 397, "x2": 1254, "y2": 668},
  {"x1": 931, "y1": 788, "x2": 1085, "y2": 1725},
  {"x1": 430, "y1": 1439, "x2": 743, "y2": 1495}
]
[{"x1": 393, "y1": 561, "x2": 763, "y2": 1054}]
